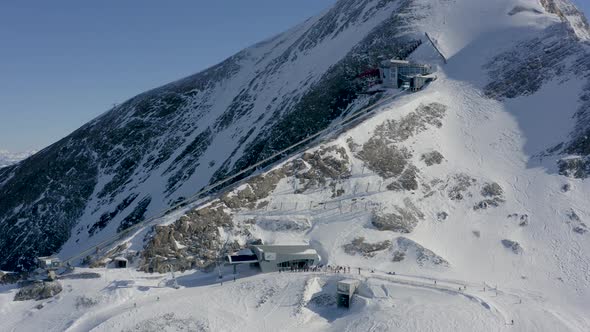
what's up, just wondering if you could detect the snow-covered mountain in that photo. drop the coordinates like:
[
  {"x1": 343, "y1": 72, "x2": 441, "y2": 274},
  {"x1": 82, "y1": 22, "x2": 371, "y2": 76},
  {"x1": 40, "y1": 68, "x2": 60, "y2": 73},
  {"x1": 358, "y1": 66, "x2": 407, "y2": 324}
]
[
  {"x1": 1, "y1": 0, "x2": 424, "y2": 271},
  {"x1": 0, "y1": 0, "x2": 588, "y2": 305},
  {"x1": 0, "y1": 150, "x2": 35, "y2": 168},
  {"x1": 2, "y1": 0, "x2": 590, "y2": 330}
]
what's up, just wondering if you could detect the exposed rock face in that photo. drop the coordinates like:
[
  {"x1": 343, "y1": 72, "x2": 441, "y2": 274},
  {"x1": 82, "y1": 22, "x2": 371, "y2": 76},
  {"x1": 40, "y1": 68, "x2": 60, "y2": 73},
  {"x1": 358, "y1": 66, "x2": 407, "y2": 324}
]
[
  {"x1": 0, "y1": 271, "x2": 21, "y2": 284},
  {"x1": 357, "y1": 138, "x2": 411, "y2": 178},
  {"x1": 436, "y1": 212, "x2": 449, "y2": 222},
  {"x1": 386, "y1": 165, "x2": 419, "y2": 191},
  {"x1": 558, "y1": 157, "x2": 590, "y2": 178},
  {"x1": 481, "y1": 182, "x2": 503, "y2": 197},
  {"x1": 343, "y1": 237, "x2": 392, "y2": 257},
  {"x1": 447, "y1": 174, "x2": 476, "y2": 201},
  {"x1": 566, "y1": 209, "x2": 588, "y2": 234},
  {"x1": 372, "y1": 103, "x2": 447, "y2": 143},
  {"x1": 358, "y1": 103, "x2": 446, "y2": 181},
  {"x1": 484, "y1": 8, "x2": 590, "y2": 178},
  {"x1": 392, "y1": 237, "x2": 449, "y2": 267},
  {"x1": 540, "y1": 0, "x2": 590, "y2": 41},
  {"x1": 14, "y1": 281, "x2": 63, "y2": 301},
  {"x1": 473, "y1": 198, "x2": 504, "y2": 211},
  {"x1": 421, "y1": 151, "x2": 444, "y2": 166},
  {"x1": 371, "y1": 199, "x2": 424, "y2": 233},
  {"x1": 221, "y1": 167, "x2": 291, "y2": 210},
  {"x1": 501, "y1": 239, "x2": 523, "y2": 254},
  {"x1": 139, "y1": 204, "x2": 237, "y2": 273},
  {"x1": 295, "y1": 146, "x2": 351, "y2": 193}
]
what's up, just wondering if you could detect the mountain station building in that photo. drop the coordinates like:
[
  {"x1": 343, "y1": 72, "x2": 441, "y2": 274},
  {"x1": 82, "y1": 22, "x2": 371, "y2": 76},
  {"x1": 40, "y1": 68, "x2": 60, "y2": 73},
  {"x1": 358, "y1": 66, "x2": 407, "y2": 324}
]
[
  {"x1": 226, "y1": 244, "x2": 320, "y2": 273},
  {"x1": 379, "y1": 59, "x2": 434, "y2": 90}
]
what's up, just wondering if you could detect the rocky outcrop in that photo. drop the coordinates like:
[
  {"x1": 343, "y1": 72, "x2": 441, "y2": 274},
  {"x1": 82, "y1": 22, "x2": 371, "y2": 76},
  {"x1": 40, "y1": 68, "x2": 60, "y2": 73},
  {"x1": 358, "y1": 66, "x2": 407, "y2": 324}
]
[
  {"x1": 558, "y1": 157, "x2": 590, "y2": 179},
  {"x1": 421, "y1": 151, "x2": 444, "y2": 166},
  {"x1": 221, "y1": 167, "x2": 291, "y2": 210},
  {"x1": 566, "y1": 209, "x2": 588, "y2": 234},
  {"x1": 139, "y1": 204, "x2": 238, "y2": 273},
  {"x1": 295, "y1": 146, "x2": 351, "y2": 193},
  {"x1": 357, "y1": 103, "x2": 446, "y2": 180},
  {"x1": 386, "y1": 165, "x2": 419, "y2": 191},
  {"x1": 371, "y1": 199, "x2": 424, "y2": 233},
  {"x1": 14, "y1": 281, "x2": 63, "y2": 301},
  {"x1": 358, "y1": 138, "x2": 412, "y2": 178},
  {"x1": 447, "y1": 174, "x2": 476, "y2": 201},
  {"x1": 343, "y1": 237, "x2": 392, "y2": 257},
  {"x1": 474, "y1": 182, "x2": 505, "y2": 210},
  {"x1": 501, "y1": 239, "x2": 523, "y2": 254},
  {"x1": 392, "y1": 237, "x2": 449, "y2": 267}
]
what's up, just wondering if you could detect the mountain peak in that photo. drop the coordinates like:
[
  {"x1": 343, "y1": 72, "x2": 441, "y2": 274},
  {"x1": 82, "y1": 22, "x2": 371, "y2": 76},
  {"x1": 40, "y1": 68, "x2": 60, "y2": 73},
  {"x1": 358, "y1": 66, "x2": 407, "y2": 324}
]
[{"x1": 541, "y1": 0, "x2": 590, "y2": 40}]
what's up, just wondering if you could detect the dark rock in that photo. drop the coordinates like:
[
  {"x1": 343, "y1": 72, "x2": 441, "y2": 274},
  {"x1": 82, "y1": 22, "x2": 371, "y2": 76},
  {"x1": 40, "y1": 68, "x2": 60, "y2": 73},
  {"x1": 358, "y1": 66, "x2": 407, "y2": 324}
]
[
  {"x1": 421, "y1": 151, "x2": 444, "y2": 166},
  {"x1": 14, "y1": 281, "x2": 63, "y2": 301},
  {"x1": 371, "y1": 199, "x2": 424, "y2": 233},
  {"x1": 357, "y1": 138, "x2": 411, "y2": 178},
  {"x1": 473, "y1": 198, "x2": 504, "y2": 210},
  {"x1": 501, "y1": 239, "x2": 523, "y2": 254},
  {"x1": 481, "y1": 182, "x2": 504, "y2": 197},
  {"x1": 343, "y1": 237, "x2": 392, "y2": 257},
  {"x1": 393, "y1": 237, "x2": 449, "y2": 267},
  {"x1": 140, "y1": 203, "x2": 236, "y2": 273},
  {"x1": 386, "y1": 165, "x2": 419, "y2": 191},
  {"x1": 448, "y1": 174, "x2": 476, "y2": 201},
  {"x1": 558, "y1": 157, "x2": 590, "y2": 179},
  {"x1": 519, "y1": 214, "x2": 529, "y2": 227},
  {"x1": 437, "y1": 212, "x2": 448, "y2": 222}
]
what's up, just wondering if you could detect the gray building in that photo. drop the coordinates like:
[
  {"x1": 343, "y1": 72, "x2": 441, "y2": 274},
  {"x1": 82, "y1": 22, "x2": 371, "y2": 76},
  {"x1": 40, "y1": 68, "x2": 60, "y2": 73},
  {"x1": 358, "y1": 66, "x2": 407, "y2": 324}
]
[
  {"x1": 37, "y1": 256, "x2": 61, "y2": 269},
  {"x1": 227, "y1": 244, "x2": 320, "y2": 273},
  {"x1": 379, "y1": 59, "x2": 432, "y2": 89},
  {"x1": 337, "y1": 279, "x2": 360, "y2": 308}
]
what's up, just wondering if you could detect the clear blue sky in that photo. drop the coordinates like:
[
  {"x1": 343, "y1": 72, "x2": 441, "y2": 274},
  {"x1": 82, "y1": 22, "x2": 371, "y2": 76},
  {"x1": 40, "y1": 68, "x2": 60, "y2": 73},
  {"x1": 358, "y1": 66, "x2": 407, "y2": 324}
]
[
  {"x1": 0, "y1": 1, "x2": 336, "y2": 152},
  {"x1": 0, "y1": 1, "x2": 588, "y2": 152}
]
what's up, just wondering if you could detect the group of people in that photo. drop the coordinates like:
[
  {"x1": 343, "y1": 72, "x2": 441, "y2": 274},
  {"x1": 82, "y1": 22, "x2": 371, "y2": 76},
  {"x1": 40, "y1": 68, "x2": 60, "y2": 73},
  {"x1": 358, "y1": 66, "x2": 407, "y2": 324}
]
[{"x1": 278, "y1": 264, "x2": 356, "y2": 274}]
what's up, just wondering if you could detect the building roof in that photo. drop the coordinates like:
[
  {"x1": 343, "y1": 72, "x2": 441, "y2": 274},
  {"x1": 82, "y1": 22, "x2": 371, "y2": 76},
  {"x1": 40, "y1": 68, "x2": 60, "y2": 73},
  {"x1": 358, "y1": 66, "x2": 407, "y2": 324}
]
[
  {"x1": 338, "y1": 279, "x2": 361, "y2": 285},
  {"x1": 380, "y1": 59, "x2": 430, "y2": 68},
  {"x1": 250, "y1": 244, "x2": 317, "y2": 255},
  {"x1": 37, "y1": 256, "x2": 60, "y2": 261}
]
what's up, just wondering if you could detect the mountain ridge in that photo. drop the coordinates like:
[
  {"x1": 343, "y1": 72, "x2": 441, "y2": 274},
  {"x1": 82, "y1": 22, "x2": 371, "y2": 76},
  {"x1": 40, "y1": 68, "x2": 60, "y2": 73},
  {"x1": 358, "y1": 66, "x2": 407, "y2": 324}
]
[{"x1": 1, "y1": 0, "x2": 589, "y2": 278}]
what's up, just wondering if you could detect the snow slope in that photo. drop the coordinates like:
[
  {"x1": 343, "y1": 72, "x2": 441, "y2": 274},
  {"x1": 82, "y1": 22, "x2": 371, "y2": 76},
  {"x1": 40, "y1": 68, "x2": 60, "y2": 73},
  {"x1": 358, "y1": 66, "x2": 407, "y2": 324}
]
[
  {"x1": 130, "y1": 0, "x2": 590, "y2": 329},
  {"x1": 2, "y1": 0, "x2": 590, "y2": 331},
  {"x1": 0, "y1": 267, "x2": 585, "y2": 332}
]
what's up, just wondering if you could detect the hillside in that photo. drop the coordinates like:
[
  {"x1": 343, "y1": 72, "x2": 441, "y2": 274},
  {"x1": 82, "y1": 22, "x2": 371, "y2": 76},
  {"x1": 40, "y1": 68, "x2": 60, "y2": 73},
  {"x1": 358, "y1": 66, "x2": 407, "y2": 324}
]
[
  {"x1": 1, "y1": 0, "x2": 590, "y2": 330},
  {"x1": 0, "y1": 0, "x2": 423, "y2": 271}
]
